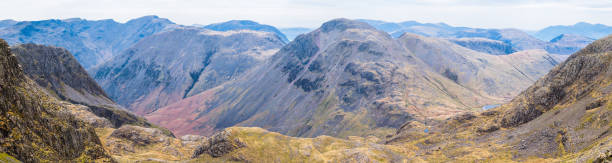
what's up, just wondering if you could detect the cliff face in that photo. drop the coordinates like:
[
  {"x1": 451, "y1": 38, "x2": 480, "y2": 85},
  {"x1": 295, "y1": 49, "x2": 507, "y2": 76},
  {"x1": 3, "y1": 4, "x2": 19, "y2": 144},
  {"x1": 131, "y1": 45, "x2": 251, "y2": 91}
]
[
  {"x1": 0, "y1": 39, "x2": 111, "y2": 162},
  {"x1": 11, "y1": 44, "x2": 114, "y2": 106}
]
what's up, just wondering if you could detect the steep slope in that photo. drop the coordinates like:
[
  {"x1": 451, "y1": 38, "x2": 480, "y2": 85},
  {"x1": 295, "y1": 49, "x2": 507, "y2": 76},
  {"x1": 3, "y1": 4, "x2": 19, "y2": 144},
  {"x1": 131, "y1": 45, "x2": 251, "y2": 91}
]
[
  {"x1": 546, "y1": 34, "x2": 596, "y2": 55},
  {"x1": 0, "y1": 39, "x2": 111, "y2": 162},
  {"x1": 388, "y1": 35, "x2": 612, "y2": 161},
  {"x1": 534, "y1": 22, "x2": 612, "y2": 41},
  {"x1": 10, "y1": 43, "x2": 167, "y2": 130},
  {"x1": 280, "y1": 27, "x2": 313, "y2": 41},
  {"x1": 147, "y1": 19, "x2": 561, "y2": 138},
  {"x1": 11, "y1": 44, "x2": 116, "y2": 107},
  {"x1": 203, "y1": 20, "x2": 289, "y2": 43},
  {"x1": 0, "y1": 15, "x2": 177, "y2": 69},
  {"x1": 398, "y1": 33, "x2": 564, "y2": 101},
  {"x1": 92, "y1": 27, "x2": 285, "y2": 115}
]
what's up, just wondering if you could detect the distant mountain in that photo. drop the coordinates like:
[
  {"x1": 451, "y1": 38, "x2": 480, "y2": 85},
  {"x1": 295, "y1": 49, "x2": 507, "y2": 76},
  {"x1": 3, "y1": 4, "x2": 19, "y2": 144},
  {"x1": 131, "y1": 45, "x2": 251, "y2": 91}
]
[
  {"x1": 359, "y1": 19, "x2": 591, "y2": 55},
  {"x1": 280, "y1": 27, "x2": 313, "y2": 41},
  {"x1": 146, "y1": 19, "x2": 562, "y2": 137},
  {"x1": 92, "y1": 27, "x2": 285, "y2": 115},
  {"x1": 447, "y1": 37, "x2": 517, "y2": 55},
  {"x1": 545, "y1": 34, "x2": 596, "y2": 55},
  {"x1": 388, "y1": 34, "x2": 612, "y2": 162},
  {"x1": 203, "y1": 20, "x2": 289, "y2": 43},
  {"x1": 534, "y1": 22, "x2": 612, "y2": 41},
  {"x1": 0, "y1": 15, "x2": 178, "y2": 69}
]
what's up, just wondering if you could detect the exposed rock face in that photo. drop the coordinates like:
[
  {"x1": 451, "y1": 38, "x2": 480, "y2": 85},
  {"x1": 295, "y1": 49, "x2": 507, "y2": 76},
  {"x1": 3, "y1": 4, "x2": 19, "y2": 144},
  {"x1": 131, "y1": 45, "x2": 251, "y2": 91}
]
[
  {"x1": 192, "y1": 129, "x2": 245, "y2": 158},
  {"x1": 92, "y1": 27, "x2": 285, "y2": 115},
  {"x1": 147, "y1": 19, "x2": 562, "y2": 138},
  {"x1": 0, "y1": 39, "x2": 111, "y2": 162},
  {"x1": 203, "y1": 20, "x2": 289, "y2": 43},
  {"x1": 11, "y1": 44, "x2": 114, "y2": 106},
  {"x1": 0, "y1": 15, "x2": 177, "y2": 69}
]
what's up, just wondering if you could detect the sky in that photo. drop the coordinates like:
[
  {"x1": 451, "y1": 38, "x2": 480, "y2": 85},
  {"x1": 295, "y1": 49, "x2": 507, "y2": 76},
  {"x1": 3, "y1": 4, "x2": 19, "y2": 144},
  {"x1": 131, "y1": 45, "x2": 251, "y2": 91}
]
[{"x1": 1, "y1": 0, "x2": 611, "y2": 30}]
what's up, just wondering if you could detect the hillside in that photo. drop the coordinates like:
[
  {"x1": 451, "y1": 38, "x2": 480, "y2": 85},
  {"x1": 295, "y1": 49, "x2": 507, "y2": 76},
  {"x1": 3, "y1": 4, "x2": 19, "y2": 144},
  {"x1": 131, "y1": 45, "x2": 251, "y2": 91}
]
[
  {"x1": 92, "y1": 27, "x2": 285, "y2": 115},
  {"x1": 146, "y1": 19, "x2": 563, "y2": 138},
  {"x1": 387, "y1": 35, "x2": 612, "y2": 161}
]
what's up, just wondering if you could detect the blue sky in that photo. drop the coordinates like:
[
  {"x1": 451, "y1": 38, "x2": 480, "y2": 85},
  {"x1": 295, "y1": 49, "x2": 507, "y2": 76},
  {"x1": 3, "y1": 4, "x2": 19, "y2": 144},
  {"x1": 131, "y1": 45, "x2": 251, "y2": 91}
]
[{"x1": 1, "y1": 0, "x2": 611, "y2": 30}]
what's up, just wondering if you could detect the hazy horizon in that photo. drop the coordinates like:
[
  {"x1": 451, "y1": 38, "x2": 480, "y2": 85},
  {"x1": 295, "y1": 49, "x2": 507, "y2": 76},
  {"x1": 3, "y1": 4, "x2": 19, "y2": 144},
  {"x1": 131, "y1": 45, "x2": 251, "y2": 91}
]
[{"x1": 1, "y1": 0, "x2": 611, "y2": 30}]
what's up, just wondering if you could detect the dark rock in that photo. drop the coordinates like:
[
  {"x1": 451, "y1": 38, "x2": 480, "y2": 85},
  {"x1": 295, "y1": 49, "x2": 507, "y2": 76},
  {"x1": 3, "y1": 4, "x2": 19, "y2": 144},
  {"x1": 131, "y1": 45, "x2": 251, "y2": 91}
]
[{"x1": 192, "y1": 129, "x2": 246, "y2": 158}]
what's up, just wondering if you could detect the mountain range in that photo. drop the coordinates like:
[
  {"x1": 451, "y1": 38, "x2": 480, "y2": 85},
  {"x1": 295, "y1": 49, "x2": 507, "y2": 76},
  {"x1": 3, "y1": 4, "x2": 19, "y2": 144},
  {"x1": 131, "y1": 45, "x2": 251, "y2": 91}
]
[
  {"x1": 533, "y1": 22, "x2": 612, "y2": 41},
  {"x1": 1, "y1": 15, "x2": 612, "y2": 162},
  {"x1": 146, "y1": 19, "x2": 564, "y2": 138},
  {"x1": 357, "y1": 19, "x2": 598, "y2": 55},
  {"x1": 0, "y1": 16, "x2": 178, "y2": 69}
]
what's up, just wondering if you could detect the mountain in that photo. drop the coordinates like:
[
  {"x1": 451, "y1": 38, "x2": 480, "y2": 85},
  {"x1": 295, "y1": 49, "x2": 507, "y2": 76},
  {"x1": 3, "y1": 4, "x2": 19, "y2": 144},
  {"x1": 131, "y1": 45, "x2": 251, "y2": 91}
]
[
  {"x1": 534, "y1": 22, "x2": 612, "y2": 41},
  {"x1": 0, "y1": 39, "x2": 112, "y2": 162},
  {"x1": 280, "y1": 27, "x2": 313, "y2": 41},
  {"x1": 203, "y1": 20, "x2": 289, "y2": 43},
  {"x1": 6, "y1": 41, "x2": 217, "y2": 161},
  {"x1": 447, "y1": 37, "x2": 517, "y2": 55},
  {"x1": 0, "y1": 15, "x2": 178, "y2": 69},
  {"x1": 92, "y1": 27, "x2": 285, "y2": 115},
  {"x1": 359, "y1": 19, "x2": 591, "y2": 55},
  {"x1": 357, "y1": 19, "x2": 468, "y2": 38},
  {"x1": 11, "y1": 44, "x2": 117, "y2": 107},
  {"x1": 545, "y1": 34, "x2": 596, "y2": 55},
  {"x1": 146, "y1": 19, "x2": 562, "y2": 138},
  {"x1": 387, "y1": 35, "x2": 612, "y2": 161}
]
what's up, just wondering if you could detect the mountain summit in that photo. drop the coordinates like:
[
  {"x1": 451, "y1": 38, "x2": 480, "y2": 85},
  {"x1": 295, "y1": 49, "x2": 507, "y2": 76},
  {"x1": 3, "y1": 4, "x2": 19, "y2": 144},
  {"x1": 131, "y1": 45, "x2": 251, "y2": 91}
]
[{"x1": 203, "y1": 20, "x2": 289, "y2": 42}]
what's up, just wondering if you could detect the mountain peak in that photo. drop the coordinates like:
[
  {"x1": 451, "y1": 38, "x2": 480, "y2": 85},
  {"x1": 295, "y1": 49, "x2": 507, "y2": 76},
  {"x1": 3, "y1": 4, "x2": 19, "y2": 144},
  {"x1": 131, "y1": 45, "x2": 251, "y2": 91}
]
[
  {"x1": 126, "y1": 15, "x2": 173, "y2": 25},
  {"x1": 203, "y1": 20, "x2": 288, "y2": 42},
  {"x1": 320, "y1": 18, "x2": 375, "y2": 32}
]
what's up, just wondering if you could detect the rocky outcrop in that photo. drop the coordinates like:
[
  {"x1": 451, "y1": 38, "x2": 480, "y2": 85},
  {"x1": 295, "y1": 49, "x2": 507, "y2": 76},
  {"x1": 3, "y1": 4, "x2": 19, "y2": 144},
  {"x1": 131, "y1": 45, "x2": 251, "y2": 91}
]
[
  {"x1": 11, "y1": 44, "x2": 114, "y2": 107},
  {"x1": 0, "y1": 39, "x2": 111, "y2": 162},
  {"x1": 191, "y1": 129, "x2": 245, "y2": 158}
]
